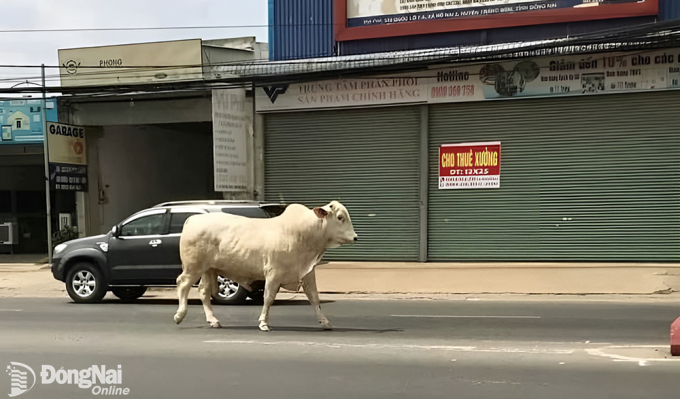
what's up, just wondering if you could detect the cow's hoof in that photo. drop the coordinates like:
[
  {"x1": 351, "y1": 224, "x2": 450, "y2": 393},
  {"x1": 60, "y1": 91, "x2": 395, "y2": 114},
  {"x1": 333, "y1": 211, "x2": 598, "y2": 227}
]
[
  {"x1": 173, "y1": 314, "x2": 184, "y2": 325},
  {"x1": 259, "y1": 322, "x2": 271, "y2": 332},
  {"x1": 321, "y1": 322, "x2": 333, "y2": 330},
  {"x1": 210, "y1": 321, "x2": 221, "y2": 328}
]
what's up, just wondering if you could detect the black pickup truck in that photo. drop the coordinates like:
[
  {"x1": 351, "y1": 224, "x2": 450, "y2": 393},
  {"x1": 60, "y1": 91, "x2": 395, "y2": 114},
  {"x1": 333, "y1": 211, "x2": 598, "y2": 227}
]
[{"x1": 51, "y1": 200, "x2": 284, "y2": 304}]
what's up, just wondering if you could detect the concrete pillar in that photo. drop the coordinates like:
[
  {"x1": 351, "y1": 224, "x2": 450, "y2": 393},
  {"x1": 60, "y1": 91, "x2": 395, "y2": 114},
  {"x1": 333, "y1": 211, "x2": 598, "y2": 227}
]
[
  {"x1": 75, "y1": 191, "x2": 87, "y2": 237},
  {"x1": 220, "y1": 91, "x2": 256, "y2": 201}
]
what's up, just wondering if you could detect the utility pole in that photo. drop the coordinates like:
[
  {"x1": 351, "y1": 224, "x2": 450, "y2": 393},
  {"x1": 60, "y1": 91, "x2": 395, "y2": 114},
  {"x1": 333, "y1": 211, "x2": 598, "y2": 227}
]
[{"x1": 41, "y1": 64, "x2": 53, "y2": 263}]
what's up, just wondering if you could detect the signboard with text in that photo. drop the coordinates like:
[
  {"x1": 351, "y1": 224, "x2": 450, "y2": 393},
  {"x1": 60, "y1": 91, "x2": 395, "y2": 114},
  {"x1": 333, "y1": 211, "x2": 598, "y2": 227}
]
[
  {"x1": 59, "y1": 39, "x2": 203, "y2": 87},
  {"x1": 257, "y1": 76, "x2": 425, "y2": 111},
  {"x1": 49, "y1": 163, "x2": 88, "y2": 192},
  {"x1": 336, "y1": 0, "x2": 658, "y2": 41},
  {"x1": 257, "y1": 47, "x2": 680, "y2": 112},
  {"x1": 439, "y1": 142, "x2": 501, "y2": 189},
  {"x1": 46, "y1": 122, "x2": 88, "y2": 192},
  {"x1": 212, "y1": 88, "x2": 249, "y2": 192},
  {"x1": 429, "y1": 48, "x2": 680, "y2": 102},
  {"x1": 0, "y1": 99, "x2": 57, "y2": 145},
  {"x1": 47, "y1": 122, "x2": 87, "y2": 165}
]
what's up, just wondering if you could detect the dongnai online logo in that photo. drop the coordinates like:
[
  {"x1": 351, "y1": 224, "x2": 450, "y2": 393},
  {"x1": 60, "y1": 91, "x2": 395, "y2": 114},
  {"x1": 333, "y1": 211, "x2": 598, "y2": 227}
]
[
  {"x1": 6, "y1": 363, "x2": 35, "y2": 397},
  {"x1": 6, "y1": 363, "x2": 129, "y2": 396}
]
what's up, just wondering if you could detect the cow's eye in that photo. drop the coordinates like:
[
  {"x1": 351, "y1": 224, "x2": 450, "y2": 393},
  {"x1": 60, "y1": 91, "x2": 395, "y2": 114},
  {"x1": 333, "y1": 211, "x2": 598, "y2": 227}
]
[{"x1": 338, "y1": 216, "x2": 344, "y2": 222}]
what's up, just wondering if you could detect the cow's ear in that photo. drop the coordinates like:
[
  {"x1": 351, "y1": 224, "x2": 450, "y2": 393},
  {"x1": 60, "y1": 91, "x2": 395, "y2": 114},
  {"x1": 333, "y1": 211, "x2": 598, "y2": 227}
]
[{"x1": 313, "y1": 207, "x2": 328, "y2": 219}]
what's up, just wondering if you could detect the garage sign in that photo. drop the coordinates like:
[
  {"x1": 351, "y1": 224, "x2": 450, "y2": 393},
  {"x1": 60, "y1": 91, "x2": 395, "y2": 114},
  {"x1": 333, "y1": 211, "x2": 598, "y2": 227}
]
[
  {"x1": 47, "y1": 122, "x2": 87, "y2": 166},
  {"x1": 46, "y1": 122, "x2": 88, "y2": 192},
  {"x1": 439, "y1": 142, "x2": 501, "y2": 189}
]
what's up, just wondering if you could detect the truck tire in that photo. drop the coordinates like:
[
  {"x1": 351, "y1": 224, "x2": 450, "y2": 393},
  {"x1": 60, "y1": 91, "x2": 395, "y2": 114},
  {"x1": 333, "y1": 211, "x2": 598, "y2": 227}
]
[
  {"x1": 211, "y1": 275, "x2": 249, "y2": 305},
  {"x1": 65, "y1": 262, "x2": 108, "y2": 303},
  {"x1": 111, "y1": 287, "x2": 147, "y2": 302}
]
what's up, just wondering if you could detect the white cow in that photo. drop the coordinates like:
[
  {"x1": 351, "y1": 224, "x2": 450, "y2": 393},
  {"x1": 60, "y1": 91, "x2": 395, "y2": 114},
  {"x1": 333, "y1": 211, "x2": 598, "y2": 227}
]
[{"x1": 173, "y1": 200, "x2": 357, "y2": 331}]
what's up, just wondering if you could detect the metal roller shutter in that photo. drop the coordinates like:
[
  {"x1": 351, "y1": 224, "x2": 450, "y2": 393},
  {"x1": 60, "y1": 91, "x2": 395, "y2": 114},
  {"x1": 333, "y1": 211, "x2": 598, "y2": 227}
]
[
  {"x1": 429, "y1": 91, "x2": 680, "y2": 262},
  {"x1": 265, "y1": 107, "x2": 421, "y2": 261}
]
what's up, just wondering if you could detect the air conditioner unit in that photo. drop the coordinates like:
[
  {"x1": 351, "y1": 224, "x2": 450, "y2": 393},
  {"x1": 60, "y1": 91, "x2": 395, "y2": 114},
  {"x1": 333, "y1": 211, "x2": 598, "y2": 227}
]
[{"x1": 0, "y1": 222, "x2": 16, "y2": 245}]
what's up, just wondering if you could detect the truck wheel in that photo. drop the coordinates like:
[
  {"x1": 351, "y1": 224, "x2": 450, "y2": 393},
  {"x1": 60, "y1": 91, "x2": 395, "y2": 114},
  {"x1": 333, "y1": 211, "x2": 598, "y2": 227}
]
[
  {"x1": 65, "y1": 262, "x2": 107, "y2": 303},
  {"x1": 247, "y1": 290, "x2": 264, "y2": 302},
  {"x1": 111, "y1": 287, "x2": 147, "y2": 302},
  {"x1": 211, "y1": 275, "x2": 249, "y2": 305}
]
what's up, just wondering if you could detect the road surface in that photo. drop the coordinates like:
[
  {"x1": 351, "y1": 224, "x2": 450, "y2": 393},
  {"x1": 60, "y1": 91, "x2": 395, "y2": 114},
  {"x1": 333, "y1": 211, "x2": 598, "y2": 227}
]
[{"x1": 1, "y1": 295, "x2": 679, "y2": 398}]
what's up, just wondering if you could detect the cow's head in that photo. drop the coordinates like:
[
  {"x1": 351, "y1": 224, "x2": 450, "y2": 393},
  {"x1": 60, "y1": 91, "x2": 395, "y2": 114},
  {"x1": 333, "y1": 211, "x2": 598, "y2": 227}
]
[{"x1": 313, "y1": 200, "x2": 358, "y2": 248}]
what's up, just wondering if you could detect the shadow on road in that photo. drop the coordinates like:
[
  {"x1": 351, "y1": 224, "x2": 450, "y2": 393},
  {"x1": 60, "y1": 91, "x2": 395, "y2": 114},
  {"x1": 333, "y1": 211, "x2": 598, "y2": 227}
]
[
  {"x1": 92, "y1": 298, "x2": 334, "y2": 306},
  {"x1": 179, "y1": 325, "x2": 402, "y2": 334}
]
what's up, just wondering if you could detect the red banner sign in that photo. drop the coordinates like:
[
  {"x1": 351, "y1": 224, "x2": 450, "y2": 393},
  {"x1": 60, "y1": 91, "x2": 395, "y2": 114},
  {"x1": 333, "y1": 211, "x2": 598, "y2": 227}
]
[
  {"x1": 335, "y1": 0, "x2": 659, "y2": 42},
  {"x1": 439, "y1": 142, "x2": 501, "y2": 189}
]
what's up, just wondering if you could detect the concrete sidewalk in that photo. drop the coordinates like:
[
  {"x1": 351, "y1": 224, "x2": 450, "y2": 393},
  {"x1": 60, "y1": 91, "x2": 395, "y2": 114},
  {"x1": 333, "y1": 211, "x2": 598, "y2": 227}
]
[
  {"x1": 2, "y1": 260, "x2": 680, "y2": 301},
  {"x1": 315, "y1": 261, "x2": 680, "y2": 295},
  {"x1": 0, "y1": 254, "x2": 48, "y2": 265}
]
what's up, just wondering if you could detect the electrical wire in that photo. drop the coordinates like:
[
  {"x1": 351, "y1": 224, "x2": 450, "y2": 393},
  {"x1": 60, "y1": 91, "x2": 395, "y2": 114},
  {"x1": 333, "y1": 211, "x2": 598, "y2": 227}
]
[{"x1": 0, "y1": 18, "x2": 678, "y2": 95}]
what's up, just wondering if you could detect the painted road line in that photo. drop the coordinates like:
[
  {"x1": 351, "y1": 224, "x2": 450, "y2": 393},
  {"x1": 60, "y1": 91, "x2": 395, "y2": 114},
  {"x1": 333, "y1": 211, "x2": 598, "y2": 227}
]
[
  {"x1": 391, "y1": 315, "x2": 541, "y2": 319},
  {"x1": 204, "y1": 340, "x2": 572, "y2": 355},
  {"x1": 0, "y1": 309, "x2": 22, "y2": 312},
  {"x1": 586, "y1": 345, "x2": 680, "y2": 364}
]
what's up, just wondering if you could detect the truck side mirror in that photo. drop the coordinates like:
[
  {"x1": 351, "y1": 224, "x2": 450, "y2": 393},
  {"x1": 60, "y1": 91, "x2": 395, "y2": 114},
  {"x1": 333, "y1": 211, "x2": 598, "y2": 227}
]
[{"x1": 111, "y1": 225, "x2": 119, "y2": 237}]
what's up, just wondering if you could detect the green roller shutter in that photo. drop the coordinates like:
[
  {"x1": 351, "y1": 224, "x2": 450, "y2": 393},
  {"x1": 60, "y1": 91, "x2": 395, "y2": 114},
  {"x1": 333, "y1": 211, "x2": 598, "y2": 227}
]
[
  {"x1": 429, "y1": 91, "x2": 680, "y2": 262},
  {"x1": 265, "y1": 107, "x2": 421, "y2": 261}
]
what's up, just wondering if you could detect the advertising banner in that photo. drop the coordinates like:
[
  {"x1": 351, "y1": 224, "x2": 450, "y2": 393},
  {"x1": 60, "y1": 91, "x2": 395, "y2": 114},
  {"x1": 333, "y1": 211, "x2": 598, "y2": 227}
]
[
  {"x1": 428, "y1": 48, "x2": 680, "y2": 102},
  {"x1": 0, "y1": 99, "x2": 57, "y2": 145},
  {"x1": 212, "y1": 88, "x2": 249, "y2": 192},
  {"x1": 257, "y1": 47, "x2": 680, "y2": 112},
  {"x1": 256, "y1": 76, "x2": 426, "y2": 112},
  {"x1": 338, "y1": 0, "x2": 658, "y2": 40},
  {"x1": 439, "y1": 142, "x2": 501, "y2": 189},
  {"x1": 47, "y1": 122, "x2": 87, "y2": 166},
  {"x1": 348, "y1": 0, "x2": 652, "y2": 27}
]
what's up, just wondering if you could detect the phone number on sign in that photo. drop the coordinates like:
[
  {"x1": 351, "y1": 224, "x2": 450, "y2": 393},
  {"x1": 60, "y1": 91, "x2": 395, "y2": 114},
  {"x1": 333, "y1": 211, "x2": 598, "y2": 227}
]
[{"x1": 431, "y1": 85, "x2": 475, "y2": 98}]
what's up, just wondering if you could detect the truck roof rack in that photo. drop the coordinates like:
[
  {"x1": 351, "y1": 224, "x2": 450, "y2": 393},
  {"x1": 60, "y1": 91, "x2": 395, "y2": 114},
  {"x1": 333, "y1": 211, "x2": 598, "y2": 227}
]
[{"x1": 152, "y1": 200, "x2": 286, "y2": 208}]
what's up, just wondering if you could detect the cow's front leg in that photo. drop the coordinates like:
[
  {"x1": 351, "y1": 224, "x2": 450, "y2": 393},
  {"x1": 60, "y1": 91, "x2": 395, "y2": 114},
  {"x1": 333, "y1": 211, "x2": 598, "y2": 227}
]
[
  {"x1": 302, "y1": 269, "x2": 332, "y2": 330},
  {"x1": 199, "y1": 269, "x2": 221, "y2": 328},
  {"x1": 174, "y1": 270, "x2": 201, "y2": 324},
  {"x1": 258, "y1": 278, "x2": 281, "y2": 332}
]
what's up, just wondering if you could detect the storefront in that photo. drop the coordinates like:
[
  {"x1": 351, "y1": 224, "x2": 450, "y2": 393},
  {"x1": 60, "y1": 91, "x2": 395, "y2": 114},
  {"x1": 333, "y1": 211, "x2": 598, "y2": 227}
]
[
  {"x1": 0, "y1": 98, "x2": 65, "y2": 254},
  {"x1": 61, "y1": 98, "x2": 220, "y2": 236},
  {"x1": 265, "y1": 106, "x2": 423, "y2": 261},
  {"x1": 258, "y1": 46, "x2": 680, "y2": 262},
  {"x1": 57, "y1": 38, "x2": 267, "y2": 236}
]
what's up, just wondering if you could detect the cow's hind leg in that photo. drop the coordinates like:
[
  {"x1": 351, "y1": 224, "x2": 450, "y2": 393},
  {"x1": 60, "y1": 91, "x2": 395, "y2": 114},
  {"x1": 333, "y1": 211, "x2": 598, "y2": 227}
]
[
  {"x1": 199, "y1": 269, "x2": 221, "y2": 328},
  {"x1": 174, "y1": 270, "x2": 201, "y2": 324},
  {"x1": 258, "y1": 278, "x2": 281, "y2": 332},
  {"x1": 302, "y1": 269, "x2": 332, "y2": 330}
]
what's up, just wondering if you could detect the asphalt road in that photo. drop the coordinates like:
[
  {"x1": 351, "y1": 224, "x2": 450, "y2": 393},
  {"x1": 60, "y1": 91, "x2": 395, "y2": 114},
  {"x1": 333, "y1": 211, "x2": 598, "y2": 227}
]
[{"x1": 1, "y1": 295, "x2": 680, "y2": 398}]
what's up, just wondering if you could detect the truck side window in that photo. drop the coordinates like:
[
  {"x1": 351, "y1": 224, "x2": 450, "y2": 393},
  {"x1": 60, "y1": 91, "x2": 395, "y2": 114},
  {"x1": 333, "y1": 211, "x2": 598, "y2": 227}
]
[
  {"x1": 120, "y1": 214, "x2": 166, "y2": 237},
  {"x1": 169, "y1": 213, "x2": 200, "y2": 234}
]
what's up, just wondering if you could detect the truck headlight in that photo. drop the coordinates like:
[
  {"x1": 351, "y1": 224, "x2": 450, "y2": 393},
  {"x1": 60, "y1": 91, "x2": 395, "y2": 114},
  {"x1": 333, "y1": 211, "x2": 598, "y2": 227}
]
[{"x1": 54, "y1": 243, "x2": 67, "y2": 255}]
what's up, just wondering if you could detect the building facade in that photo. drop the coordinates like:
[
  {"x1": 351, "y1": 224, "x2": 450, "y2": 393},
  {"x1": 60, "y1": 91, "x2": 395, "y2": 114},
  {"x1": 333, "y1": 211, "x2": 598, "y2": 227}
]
[
  {"x1": 269, "y1": 0, "x2": 678, "y2": 60},
  {"x1": 57, "y1": 38, "x2": 268, "y2": 239},
  {"x1": 257, "y1": 0, "x2": 680, "y2": 263},
  {"x1": 0, "y1": 98, "x2": 60, "y2": 254}
]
